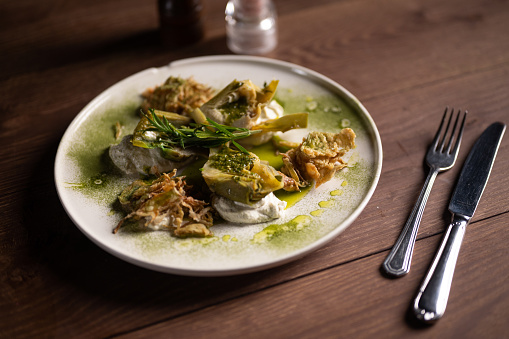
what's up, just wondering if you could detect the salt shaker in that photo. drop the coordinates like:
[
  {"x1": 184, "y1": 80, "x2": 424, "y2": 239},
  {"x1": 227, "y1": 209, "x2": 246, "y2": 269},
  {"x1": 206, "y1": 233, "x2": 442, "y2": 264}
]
[{"x1": 225, "y1": 0, "x2": 278, "y2": 55}]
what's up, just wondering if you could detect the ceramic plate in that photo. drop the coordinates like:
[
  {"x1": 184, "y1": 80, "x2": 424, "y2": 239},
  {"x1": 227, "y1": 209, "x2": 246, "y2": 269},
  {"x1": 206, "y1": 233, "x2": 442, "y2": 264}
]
[{"x1": 55, "y1": 55, "x2": 382, "y2": 276}]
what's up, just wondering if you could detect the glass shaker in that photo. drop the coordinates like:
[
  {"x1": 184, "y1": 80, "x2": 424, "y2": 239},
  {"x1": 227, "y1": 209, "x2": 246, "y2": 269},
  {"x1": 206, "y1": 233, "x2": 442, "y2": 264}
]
[{"x1": 225, "y1": 0, "x2": 278, "y2": 55}]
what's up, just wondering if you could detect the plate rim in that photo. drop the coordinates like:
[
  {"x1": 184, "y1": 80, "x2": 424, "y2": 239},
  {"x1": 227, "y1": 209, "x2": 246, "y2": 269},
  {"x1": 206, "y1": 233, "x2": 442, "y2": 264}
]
[{"x1": 54, "y1": 55, "x2": 383, "y2": 276}]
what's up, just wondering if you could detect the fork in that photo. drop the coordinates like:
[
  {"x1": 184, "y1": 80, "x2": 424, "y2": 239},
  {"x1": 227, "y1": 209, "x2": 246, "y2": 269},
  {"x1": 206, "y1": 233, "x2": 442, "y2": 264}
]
[{"x1": 382, "y1": 107, "x2": 467, "y2": 277}]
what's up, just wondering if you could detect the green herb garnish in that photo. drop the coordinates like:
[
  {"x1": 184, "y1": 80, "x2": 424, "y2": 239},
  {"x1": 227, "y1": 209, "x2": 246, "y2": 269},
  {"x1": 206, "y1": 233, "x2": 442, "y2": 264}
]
[{"x1": 143, "y1": 108, "x2": 259, "y2": 153}]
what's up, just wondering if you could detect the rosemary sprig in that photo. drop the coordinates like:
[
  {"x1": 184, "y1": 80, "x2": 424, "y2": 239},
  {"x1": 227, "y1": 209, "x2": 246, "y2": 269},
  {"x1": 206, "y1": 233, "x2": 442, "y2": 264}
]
[
  {"x1": 205, "y1": 118, "x2": 250, "y2": 154},
  {"x1": 142, "y1": 109, "x2": 259, "y2": 153}
]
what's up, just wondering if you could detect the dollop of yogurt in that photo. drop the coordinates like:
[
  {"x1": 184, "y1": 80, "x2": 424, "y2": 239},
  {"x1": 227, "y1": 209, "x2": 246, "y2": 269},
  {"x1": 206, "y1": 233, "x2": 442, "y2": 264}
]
[
  {"x1": 212, "y1": 192, "x2": 286, "y2": 224},
  {"x1": 239, "y1": 100, "x2": 284, "y2": 146},
  {"x1": 254, "y1": 100, "x2": 284, "y2": 125}
]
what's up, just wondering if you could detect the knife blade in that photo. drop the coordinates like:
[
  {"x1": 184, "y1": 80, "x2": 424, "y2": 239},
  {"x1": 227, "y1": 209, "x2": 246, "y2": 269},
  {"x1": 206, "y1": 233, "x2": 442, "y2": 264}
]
[
  {"x1": 449, "y1": 122, "x2": 506, "y2": 218},
  {"x1": 413, "y1": 122, "x2": 506, "y2": 324}
]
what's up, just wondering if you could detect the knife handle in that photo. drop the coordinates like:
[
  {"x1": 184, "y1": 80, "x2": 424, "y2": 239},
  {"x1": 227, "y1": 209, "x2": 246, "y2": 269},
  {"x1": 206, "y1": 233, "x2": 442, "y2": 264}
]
[{"x1": 413, "y1": 214, "x2": 468, "y2": 323}]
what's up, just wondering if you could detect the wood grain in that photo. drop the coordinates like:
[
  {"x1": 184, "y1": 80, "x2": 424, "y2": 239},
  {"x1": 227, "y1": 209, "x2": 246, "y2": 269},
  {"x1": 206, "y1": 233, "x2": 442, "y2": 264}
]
[
  {"x1": 0, "y1": 0, "x2": 508, "y2": 337},
  {"x1": 115, "y1": 214, "x2": 509, "y2": 339}
]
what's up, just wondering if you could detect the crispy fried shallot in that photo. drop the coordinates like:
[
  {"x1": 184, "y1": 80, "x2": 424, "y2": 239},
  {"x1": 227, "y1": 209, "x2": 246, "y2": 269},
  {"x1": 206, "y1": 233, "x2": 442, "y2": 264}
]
[
  {"x1": 281, "y1": 129, "x2": 356, "y2": 187},
  {"x1": 114, "y1": 169, "x2": 213, "y2": 238},
  {"x1": 141, "y1": 76, "x2": 215, "y2": 116}
]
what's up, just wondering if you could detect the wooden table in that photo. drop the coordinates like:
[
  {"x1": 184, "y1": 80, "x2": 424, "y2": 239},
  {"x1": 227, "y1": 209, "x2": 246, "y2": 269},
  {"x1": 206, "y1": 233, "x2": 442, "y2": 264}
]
[{"x1": 1, "y1": 0, "x2": 508, "y2": 337}]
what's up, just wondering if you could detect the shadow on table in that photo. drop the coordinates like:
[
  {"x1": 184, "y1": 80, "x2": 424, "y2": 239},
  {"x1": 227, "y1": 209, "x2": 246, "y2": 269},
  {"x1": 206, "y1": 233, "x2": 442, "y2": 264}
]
[
  {"x1": 21, "y1": 136, "x2": 292, "y2": 334},
  {"x1": 1, "y1": 28, "x2": 232, "y2": 80}
]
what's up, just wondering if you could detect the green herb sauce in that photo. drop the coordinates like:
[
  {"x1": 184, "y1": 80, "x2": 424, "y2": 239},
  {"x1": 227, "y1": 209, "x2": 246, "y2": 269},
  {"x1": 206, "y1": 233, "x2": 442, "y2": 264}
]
[
  {"x1": 276, "y1": 90, "x2": 364, "y2": 136},
  {"x1": 210, "y1": 147, "x2": 255, "y2": 174},
  {"x1": 252, "y1": 215, "x2": 312, "y2": 244},
  {"x1": 66, "y1": 102, "x2": 140, "y2": 204},
  {"x1": 219, "y1": 96, "x2": 249, "y2": 123},
  {"x1": 66, "y1": 87, "x2": 375, "y2": 249}
]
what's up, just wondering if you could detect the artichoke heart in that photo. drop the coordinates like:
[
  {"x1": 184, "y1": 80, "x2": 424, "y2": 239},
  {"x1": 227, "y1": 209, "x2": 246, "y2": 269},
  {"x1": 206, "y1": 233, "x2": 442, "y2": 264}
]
[
  {"x1": 198, "y1": 79, "x2": 309, "y2": 146},
  {"x1": 199, "y1": 79, "x2": 279, "y2": 129},
  {"x1": 202, "y1": 146, "x2": 285, "y2": 205}
]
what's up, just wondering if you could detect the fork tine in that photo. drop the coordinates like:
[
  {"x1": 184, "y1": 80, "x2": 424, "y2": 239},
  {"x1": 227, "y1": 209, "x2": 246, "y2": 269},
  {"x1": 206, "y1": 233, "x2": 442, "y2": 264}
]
[
  {"x1": 450, "y1": 110, "x2": 467, "y2": 155},
  {"x1": 432, "y1": 107, "x2": 449, "y2": 150},
  {"x1": 445, "y1": 109, "x2": 461, "y2": 153},
  {"x1": 438, "y1": 108, "x2": 454, "y2": 152}
]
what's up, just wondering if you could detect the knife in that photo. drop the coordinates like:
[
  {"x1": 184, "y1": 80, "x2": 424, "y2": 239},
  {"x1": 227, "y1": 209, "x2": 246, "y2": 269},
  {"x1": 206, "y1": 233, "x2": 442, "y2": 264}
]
[{"x1": 413, "y1": 122, "x2": 506, "y2": 323}]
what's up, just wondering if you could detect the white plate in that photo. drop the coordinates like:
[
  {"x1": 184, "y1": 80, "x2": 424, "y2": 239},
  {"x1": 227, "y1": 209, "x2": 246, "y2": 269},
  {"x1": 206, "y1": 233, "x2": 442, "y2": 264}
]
[{"x1": 55, "y1": 55, "x2": 382, "y2": 276}]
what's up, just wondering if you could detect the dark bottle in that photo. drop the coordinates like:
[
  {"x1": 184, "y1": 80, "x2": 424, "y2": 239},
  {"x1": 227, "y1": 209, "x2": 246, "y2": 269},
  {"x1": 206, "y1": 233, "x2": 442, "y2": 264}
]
[{"x1": 158, "y1": 0, "x2": 204, "y2": 47}]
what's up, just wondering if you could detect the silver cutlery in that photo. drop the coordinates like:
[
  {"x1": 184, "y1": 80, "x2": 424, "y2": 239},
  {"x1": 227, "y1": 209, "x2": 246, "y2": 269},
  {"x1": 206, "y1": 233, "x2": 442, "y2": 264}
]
[
  {"x1": 413, "y1": 122, "x2": 506, "y2": 323},
  {"x1": 382, "y1": 108, "x2": 467, "y2": 277}
]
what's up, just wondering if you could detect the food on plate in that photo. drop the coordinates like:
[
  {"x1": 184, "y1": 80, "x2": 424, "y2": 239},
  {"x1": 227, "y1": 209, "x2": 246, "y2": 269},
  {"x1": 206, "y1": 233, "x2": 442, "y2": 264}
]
[
  {"x1": 199, "y1": 79, "x2": 278, "y2": 128},
  {"x1": 197, "y1": 79, "x2": 308, "y2": 145},
  {"x1": 202, "y1": 145, "x2": 299, "y2": 205},
  {"x1": 110, "y1": 109, "x2": 261, "y2": 175},
  {"x1": 114, "y1": 169, "x2": 213, "y2": 238},
  {"x1": 141, "y1": 76, "x2": 214, "y2": 115},
  {"x1": 212, "y1": 192, "x2": 286, "y2": 224},
  {"x1": 281, "y1": 130, "x2": 356, "y2": 187},
  {"x1": 135, "y1": 109, "x2": 260, "y2": 153},
  {"x1": 110, "y1": 76, "x2": 356, "y2": 238},
  {"x1": 109, "y1": 134, "x2": 195, "y2": 176}
]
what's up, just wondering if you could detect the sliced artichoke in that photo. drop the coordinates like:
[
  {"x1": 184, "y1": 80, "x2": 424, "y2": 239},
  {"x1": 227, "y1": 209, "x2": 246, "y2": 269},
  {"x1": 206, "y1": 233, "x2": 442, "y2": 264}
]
[
  {"x1": 197, "y1": 79, "x2": 308, "y2": 146},
  {"x1": 202, "y1": 146, "x2": 287, "y2": 205},
  {"x1": 242, "y1": 108, "x2": 308, "y2": 146},
  {"x1": 199, "y1": 79, "x2": 279, "y2": 129},
  {"x1": 251, "y1": 112, "x2": 308, "y2": 133}
]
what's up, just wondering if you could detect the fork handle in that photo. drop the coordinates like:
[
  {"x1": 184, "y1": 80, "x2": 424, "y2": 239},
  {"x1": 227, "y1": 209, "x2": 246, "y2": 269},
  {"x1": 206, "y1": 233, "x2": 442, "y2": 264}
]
[{"x1": 382, "y1": 167, "x2": 439, "y2": 277}]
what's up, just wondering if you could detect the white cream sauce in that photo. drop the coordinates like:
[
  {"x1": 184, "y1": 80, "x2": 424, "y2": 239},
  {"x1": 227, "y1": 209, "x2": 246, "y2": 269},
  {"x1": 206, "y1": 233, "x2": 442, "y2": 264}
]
[{"x1": 212, "y1": 192, "x2": 286, "y2": 224}]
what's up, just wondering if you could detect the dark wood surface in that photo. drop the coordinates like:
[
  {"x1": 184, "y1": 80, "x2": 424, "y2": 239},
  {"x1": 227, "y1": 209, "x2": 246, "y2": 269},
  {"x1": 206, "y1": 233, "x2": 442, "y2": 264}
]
[{"x1": 1, "y1": 0, "x2": 508, "y2": 337}]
